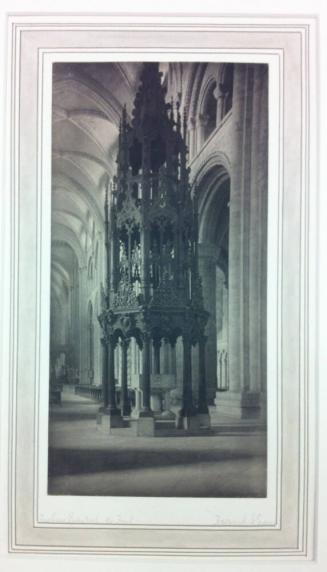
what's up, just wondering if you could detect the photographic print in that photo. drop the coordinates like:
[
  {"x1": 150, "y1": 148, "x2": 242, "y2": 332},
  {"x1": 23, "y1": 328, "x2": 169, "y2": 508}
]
[
  {"x1": 48, "y1": 60, "x2": 268, "y2": 498},
  {"x1": 2, "y1": 11, "x2": 318, "y2": 561}
]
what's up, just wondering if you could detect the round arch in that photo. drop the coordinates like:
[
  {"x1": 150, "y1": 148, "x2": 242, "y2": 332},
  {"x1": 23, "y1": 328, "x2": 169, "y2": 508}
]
[{"x1": 190, "y1": 150, "x2": 231, "y2": 185}]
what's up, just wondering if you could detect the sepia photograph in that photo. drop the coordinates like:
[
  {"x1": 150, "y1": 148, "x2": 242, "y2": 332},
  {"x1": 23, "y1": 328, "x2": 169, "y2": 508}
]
[{"x1": 48, "y1": 60, "x2": 268, "y2": 498}]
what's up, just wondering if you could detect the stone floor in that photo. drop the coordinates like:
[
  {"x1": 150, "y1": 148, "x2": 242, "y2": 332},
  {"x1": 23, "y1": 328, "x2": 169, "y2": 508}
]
[{"x1": 48, "y1": 386, "x2": 267, "y2": 497}]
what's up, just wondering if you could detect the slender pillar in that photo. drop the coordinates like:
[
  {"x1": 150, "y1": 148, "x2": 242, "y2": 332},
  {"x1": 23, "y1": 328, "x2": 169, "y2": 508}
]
[
  {"x1": 101, "y1": 337, "x2": 109, "y2": 408},
  {"x1": 176, "y1": 333, "x2": 199, "y2": 430},
  {"x1": 175, "y1": 336, "x2": 183, "y2": 393},
  {"x1": 78, "y1": 266, "x2": 89, "y2": 384},
  {"x1": 181, "y1": 334, "x2": 196, "y2": 417},
  {"x1": 96, "y1": 333, "x2": 124, "y2": 431},
  {"x1": 197, "y1": 334, "x2": 211, "y2": 427},
  {"x1": 153, "y1": 339, "x2": 161, "y2": 375},
  {"x1": 249, "y1": 65, "x2": 268, "y2": 405},
  {"x1": 198, "y1": 335, "x2": 209, "y2": 414},
  {"x1": 162, "y1": 341, "x2": 169, "y2": 374},
  {"x1": 136, "y1": 331, "x2": 155, "y2": 435},
  {"x1": 120, "y1": 338, "x2": 131, "y2": 416},
  {"x1": 140, "y1": 332, "x2": 152, "y2": 416},
  {"x1": 228, "y1": 64, "x2": 247, "y2": 395},
  {"x1": 243, "y1": 65, "x2": 268, "y2": 422},
  {"x1": 171, "y1": 343, "x2": 177, "y2": 375},
  {"x1": 107, "y1": 335, "x2": 119, "y2": 415}
]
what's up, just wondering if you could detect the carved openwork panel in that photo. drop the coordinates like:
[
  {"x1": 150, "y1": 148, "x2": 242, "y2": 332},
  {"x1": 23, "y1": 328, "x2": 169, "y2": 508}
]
[{"x1": 99, "y1": 63, "x2": 207, "y2": 354}]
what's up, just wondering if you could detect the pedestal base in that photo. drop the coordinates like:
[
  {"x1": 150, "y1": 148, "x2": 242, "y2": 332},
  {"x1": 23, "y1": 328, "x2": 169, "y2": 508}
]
[
  {"x1": 175, "y1": 411, "x2": 201, "y2": 431},
  {"x1": 197, "y1": 412, "x2": 211, "y2": 428},
  {"x1": 136, "y1": 416, "x2": 155, "y2": 437},
  {"x1": 121, "y1": 404, "x2": 132, "y2": 417},
  {"x1": 215, "y1": 391, "x2": 265, "y2": 420},
  {"x1": 131, "y1": 389, "x2": 143, "y2": 419},
  {"x1": 96, "y1": 410, "x2": 124, "y2": 433}
]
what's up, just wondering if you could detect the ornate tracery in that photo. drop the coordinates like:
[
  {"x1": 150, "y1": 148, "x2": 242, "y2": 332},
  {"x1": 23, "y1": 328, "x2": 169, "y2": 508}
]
[{"x1": 98, "y1": 63, "x2": 210, "y2": 432}]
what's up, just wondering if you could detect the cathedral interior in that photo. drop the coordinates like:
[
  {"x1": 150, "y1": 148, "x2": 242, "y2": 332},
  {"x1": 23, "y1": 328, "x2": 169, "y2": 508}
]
[{"x1": 48, "y1": 61, "x2": 268, "y2": 497}]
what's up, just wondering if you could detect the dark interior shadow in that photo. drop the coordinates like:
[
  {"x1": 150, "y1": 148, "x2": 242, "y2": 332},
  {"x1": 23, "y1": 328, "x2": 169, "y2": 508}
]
[{"x1": 48, "y1": 445, "x2": 266, "y2": 478}]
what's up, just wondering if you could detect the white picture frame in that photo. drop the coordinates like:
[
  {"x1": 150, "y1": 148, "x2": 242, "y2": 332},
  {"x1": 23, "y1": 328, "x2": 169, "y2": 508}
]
[{"x1": 0, "y1": 4, "x2": 324, "y2": 571}]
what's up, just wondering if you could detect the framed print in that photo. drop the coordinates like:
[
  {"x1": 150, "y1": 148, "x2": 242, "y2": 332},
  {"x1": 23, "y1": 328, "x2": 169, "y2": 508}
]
[{"x1": 0, "y1": 7, "x2": 322, "y2": 571}]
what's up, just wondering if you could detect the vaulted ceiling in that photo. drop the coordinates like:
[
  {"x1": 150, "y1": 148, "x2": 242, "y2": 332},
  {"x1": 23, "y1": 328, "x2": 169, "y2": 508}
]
[
  {"x1": 51, "y1": 63, "x2": 146, "y2": 306},
  {"x1": 50, "y1": 62, "x2": 189, "y2": 303}
]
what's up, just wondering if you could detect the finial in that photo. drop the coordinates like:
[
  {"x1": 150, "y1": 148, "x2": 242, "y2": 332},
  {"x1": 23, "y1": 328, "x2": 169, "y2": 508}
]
[
  {"x1": 105, "y1": 173, "x2": 109, "y2": 197},
  {"x1": 118, "y1": 118, "x2": 122, "y2": 149},
  {"x1": 176, "y1": 100, "x2": 181, "y2": 133},
  {"x1": 183, "y1": 105, "x2": 187, "y2": 140},
  {"x1": 122, "y1": 103, "x2": 127, "y2": 125},
  {"x1": 104, "y1": 174, "x2": 109, "y2": 221}
]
